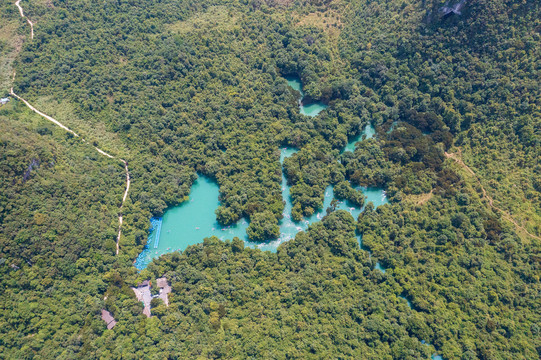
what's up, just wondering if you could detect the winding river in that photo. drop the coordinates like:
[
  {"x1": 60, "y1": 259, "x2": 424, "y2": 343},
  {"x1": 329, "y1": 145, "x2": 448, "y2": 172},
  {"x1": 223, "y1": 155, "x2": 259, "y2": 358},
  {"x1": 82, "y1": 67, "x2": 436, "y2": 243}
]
[
  {"x1": 134, "y1": 126, "x2": 386, "y2": 269},
  {"x1": 134, "y1": 77, "x2": 387, "y2": 269},
  {"x1": 133, "y1": 78, "x2": 444, "y2": 360},
  {"x1": 285, "y1": 76, "x2": 328, "y2": 116}
]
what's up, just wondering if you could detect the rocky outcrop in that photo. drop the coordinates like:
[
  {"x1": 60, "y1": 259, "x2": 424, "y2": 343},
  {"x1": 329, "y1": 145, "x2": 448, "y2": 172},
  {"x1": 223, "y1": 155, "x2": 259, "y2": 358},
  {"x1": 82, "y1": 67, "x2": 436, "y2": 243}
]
[
  {"x1": 440, "y1": 0, "x2": 467, "y2": 17},
  {"x1": 22, "y1": 158, "x2": 39, "y2": 183}
]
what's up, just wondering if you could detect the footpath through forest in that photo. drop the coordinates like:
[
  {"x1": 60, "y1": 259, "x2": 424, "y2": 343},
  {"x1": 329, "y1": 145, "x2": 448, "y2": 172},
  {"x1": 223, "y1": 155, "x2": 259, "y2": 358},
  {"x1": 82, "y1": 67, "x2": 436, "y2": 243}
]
[
  {"x1": 445, "y1": 149, "x2": 541, "y2": 242},
  {"x1": 10, "y1": 1, "x2": 130, "y2": 255},
  {"x1": 14, "y1": 0, "x2": 33, "y2": 39},
  {"x1": 11, "y1": 0, "x2": 538, "y2": 253}
]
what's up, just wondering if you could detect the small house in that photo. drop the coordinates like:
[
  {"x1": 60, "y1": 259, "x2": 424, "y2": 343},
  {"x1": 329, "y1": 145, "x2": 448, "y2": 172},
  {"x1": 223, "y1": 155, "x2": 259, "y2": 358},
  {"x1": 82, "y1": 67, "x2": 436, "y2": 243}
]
[{"x1": 101, "y1": 309, "x2": 117, "y2": 329}]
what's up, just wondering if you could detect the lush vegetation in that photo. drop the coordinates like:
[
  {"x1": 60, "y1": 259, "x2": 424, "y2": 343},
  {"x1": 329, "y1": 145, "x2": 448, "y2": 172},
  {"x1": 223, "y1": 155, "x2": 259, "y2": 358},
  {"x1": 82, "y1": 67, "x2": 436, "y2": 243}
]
[
  {"x1": 0, "y1": 0, "x2": 539, "y2": 358},
  {"x1": 114, "y1": 211, "x2": 439, "y2": 359}
]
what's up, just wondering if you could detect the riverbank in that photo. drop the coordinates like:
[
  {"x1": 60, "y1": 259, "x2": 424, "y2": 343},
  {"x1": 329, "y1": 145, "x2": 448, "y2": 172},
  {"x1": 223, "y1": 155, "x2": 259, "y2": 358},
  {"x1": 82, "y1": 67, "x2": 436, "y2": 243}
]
[{"x1": 135, "y1": 125, "x2": 387, "y2": 269}]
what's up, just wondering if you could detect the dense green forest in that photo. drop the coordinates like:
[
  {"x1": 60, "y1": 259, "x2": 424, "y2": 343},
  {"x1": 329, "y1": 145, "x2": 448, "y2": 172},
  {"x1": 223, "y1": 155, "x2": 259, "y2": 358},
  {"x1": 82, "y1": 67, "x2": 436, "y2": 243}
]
[{"x1": 0, "y1": 0, "x2": 539, "y2": 358}]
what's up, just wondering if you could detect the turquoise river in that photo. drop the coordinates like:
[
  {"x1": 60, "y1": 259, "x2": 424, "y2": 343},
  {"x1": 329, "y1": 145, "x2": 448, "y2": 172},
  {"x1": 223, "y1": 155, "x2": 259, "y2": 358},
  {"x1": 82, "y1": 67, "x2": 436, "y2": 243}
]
[
  {"x1": 134, "y1": 77, "x2": 387, "y2": 268},
  {"x1": 134, "y1": 124, "x2": 385, "y2": 269},
  {"x1": 285, "y1": 76, "x2": 328, "y2": 117},
  {"x1": 133, "y1": 76, "x2": 444, "y2": 360}
]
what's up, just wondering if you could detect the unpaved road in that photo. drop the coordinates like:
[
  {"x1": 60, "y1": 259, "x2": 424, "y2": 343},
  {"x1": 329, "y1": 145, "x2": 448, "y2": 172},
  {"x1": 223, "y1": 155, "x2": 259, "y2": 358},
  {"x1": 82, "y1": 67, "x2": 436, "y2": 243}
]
[
  {"x1": 14, "y1": 0, "x2": 34, "y2": 39},
  {"x1": 10, "y1": 90, "x2": 79, "y2": 136},
  {"x1": 116, "y1": 160, "x2": 131, "y2": 255},
  {"x1": 12, "y1": 1, "x2": 130, "y2": 255},
  {"x1": 10, "y1": 88, "x2": 131, "y2": 254}
]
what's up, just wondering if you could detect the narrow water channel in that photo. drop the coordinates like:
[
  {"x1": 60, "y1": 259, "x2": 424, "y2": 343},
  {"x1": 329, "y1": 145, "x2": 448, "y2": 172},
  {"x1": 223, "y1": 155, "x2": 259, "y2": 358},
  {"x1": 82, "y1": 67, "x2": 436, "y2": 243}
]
[
  {"x1": 134, "y1": 126, "x2": 387, "y2": 269},
  {"x1": 285, "y1": 76, "x2": 328, "y2": 117},
  {"x1": 134, "y1": 77, "x2": 387, "y2": 269},
  {"x1": 133, "y1": 78, "x2": 444, "y2": 359}
]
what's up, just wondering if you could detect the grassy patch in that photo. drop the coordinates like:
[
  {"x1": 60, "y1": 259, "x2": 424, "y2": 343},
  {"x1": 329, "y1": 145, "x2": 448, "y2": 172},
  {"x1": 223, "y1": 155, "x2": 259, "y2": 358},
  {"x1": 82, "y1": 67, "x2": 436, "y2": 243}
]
[
  {"x1": 29, "y1": 96, "x2": 131, "y2": 158},
  {"x1": 167, "y1": 6, "x2": 240, "y2": 34},
  {"x1": 0, "y1": 21, "x2": 24, "y2": 95},
  {"x1": 296, "y1": 9, "x2": 343, "y2": 37}
]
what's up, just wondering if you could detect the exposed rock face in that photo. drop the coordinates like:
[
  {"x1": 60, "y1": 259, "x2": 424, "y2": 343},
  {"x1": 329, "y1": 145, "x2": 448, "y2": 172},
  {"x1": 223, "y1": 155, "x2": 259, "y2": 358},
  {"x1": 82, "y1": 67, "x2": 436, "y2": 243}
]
[
  {"x1": 440, "y1": 0, "x2": 467, "y2": 17},
  {"x1": 424, "y1": 0, "x2": 468, "y2": 23}
]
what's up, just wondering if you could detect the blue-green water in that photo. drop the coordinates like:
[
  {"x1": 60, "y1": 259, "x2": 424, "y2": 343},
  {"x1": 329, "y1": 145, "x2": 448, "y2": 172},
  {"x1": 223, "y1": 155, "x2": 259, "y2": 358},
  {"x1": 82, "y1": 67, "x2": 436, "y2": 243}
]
[
  {"x1": 399, "y1": 295, "x2": 413, "y2": 308},
  {"x1": 344, "y1": 124, "x2": 376, "y2": 152},
  {"x1": 134, "y1": 148, "x2": 388, "y2": 268},
  {"x1": 274, "y1": 148, "x2": 388, "y2": 250},
  {"x1": 375, "y1": 262, "x2": 387, "y2": 273},
  {"x1": 286, "y1": 77, "x2": 328, "y2": 117},
  {"x1": 134, "y1": 76, "x2": 380, "y2": 269},
  {"x1": 134, "y1": 124, "x2": 387, "y2": 269},
  {"x1": 135, "y1": 176, "x2": 251, "y2": 264}
]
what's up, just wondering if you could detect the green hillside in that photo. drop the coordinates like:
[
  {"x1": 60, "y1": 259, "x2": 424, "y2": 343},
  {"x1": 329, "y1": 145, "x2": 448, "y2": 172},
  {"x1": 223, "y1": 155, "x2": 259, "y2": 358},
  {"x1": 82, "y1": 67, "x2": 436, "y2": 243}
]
[{"x1": 0, "y1": 0, "x2": 539, "y2": 358}]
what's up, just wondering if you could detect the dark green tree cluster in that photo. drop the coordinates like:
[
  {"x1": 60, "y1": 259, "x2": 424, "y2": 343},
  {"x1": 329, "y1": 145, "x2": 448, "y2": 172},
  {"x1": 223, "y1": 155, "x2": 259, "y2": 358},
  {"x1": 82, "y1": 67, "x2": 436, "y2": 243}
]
[
  {"x1": 358, "y1": 188, "x2": 540, "y2": 359},
  {"x1": 11, "y1": 0, "x2": 374, "y2": 239},
  {"x1": 0, "y1": 0, "x2": 539, "y2": 358},
  {"x1": 100, "y1": 211, "x2": 437, "y2": 359},
  {"x1": 0, "y1": 102, "x2": 141, "y2": 358},
  {"x1": 334, "y1": 180, "x2": 366, "y2": 207}
]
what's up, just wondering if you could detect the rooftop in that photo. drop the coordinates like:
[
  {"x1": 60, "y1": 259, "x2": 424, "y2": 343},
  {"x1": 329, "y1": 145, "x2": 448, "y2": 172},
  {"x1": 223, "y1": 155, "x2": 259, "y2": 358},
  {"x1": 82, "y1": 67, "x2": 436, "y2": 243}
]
[{"x1": 101, "y1": 309, "x2": 117, "y2": 329}]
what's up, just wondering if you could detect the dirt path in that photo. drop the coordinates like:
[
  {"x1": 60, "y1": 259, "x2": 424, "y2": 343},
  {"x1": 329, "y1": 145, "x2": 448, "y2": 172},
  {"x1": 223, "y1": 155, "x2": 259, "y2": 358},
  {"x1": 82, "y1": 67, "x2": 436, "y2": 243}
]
[
  {"x1": 11, "y1": 1, "x2": 130, "y2": 255},
  {"x1": 10, "y1": 90, "x2": 79, "y2": 136},
  {"x1": 14, "y1": 0, "x2": 34, "y2": 39},
  {"x1": 10, "y1": 89, "x2": 131, "y2": 254},
  {"x1": 116, "y1": 160, "x2": 130, "y2": 255},
  {"x1": 445, "y1": 150, "x2": 541, "y2": 242}
]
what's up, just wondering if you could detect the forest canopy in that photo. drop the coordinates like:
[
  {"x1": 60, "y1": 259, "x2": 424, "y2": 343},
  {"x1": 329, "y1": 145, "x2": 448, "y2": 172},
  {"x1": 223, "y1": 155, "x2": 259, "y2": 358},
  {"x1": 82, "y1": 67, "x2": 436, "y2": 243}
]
[{"x1": 0, "y1": 0, "x2": 539, "y2": 359}]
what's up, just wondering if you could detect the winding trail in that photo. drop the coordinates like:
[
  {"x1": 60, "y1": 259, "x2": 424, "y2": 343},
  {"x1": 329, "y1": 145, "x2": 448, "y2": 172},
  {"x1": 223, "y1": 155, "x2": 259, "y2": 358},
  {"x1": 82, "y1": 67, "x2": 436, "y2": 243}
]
[
  {"x1": 10, "y1": 89, "x2": 131, "y2": 254},
  {"x1": 117, "y1": 160, "x2": 131, "y2": 255},
  {"x1": 14, "y1": 0, "x2": 34, "y2": 39},
  {"x1": 10, "y1": 88, "x2": 130, "y2": 255},
  {"x1": 11, "y1": 1, "x2": 130, "y2": 255},
  {"x1": 9, "y1": 90, "x2": 79, "y2": 136},
  {"x1": 445, "y1": 150, "x2": 541, "y2": 242}
]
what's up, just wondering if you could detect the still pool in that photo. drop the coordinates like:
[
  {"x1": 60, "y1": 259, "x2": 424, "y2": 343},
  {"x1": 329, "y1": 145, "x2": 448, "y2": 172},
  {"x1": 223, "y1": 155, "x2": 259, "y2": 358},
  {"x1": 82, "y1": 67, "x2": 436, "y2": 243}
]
[
  {"x1": 134, "y1": 125, "x2": 387, "y2": 269},
  {"x1": 344, "y1": 123, "x2": 375, "y2": 152}
]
